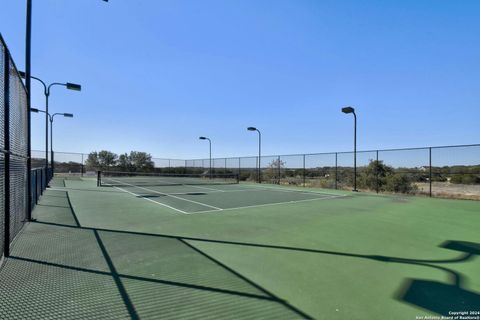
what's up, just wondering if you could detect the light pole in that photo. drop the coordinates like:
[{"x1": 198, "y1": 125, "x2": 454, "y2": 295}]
[
  {"x1": 31, "y1": 108, "x2": 73, "y2": 178},
  {"x1": 19, "y1": 72, "x2": 80, "y2": 177},
  {"x1": 23, "y1": 0, "x2": 108, "y2": 218},
  {"x1": 247, "y1": 127, "x2": 261, "y2": 183},
  {"x1": 342, "y1": 106, "x2": 358, "y2": 192},
  {"x1": 199, "y1": 137, "x2": 211, "y2": 178}
]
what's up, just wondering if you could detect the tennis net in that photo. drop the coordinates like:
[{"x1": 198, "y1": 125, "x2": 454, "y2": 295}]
[{"x1": 97, "y1": 171, "x2": 240, "y2": 187}]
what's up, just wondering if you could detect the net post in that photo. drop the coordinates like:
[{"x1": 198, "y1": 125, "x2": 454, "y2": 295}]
[{"x1": 97, "y1": 170, "x2": 101, "y2": 187}]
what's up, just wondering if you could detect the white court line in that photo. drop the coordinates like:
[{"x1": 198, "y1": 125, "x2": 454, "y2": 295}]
[
  {"x1": 107, "y1": 179, "x2": 223, "y2": 211},
  {"x1": 152, "y1": 180, "x2": 223, "y2": 192},
  {"x1": 242, "y1": 184, "x2": 347, "y2": 197},
  {"x1": 112, "y1": 185, "x2": 188, "y2": 214},
  {"x1": 140, "y1": 178, "x2": 226, "y2": 193},
  {"x1": 188, "y1": 184, "x2": 226, "y2": 192},
  {"x1": 190, "y1": 194, "x2": 347, "y2": 214},
  {"x1": 166, "y1": 189, "x2": 263, "y2": 195}
]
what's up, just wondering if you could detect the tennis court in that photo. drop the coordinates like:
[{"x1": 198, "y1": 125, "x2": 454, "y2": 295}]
[
  {"x1": 1, "y1": 176, "x2": 479, "y2": 319},
  {"x1": 97, "y1": 171, "x2": 346, "y2": 214}
]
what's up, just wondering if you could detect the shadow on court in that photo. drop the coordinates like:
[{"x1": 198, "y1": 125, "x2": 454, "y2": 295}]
[
  {"x1": 3, "y1": 183, "x2": 479, "y2": 318},
  {"x1": 0, "y1": 188, "x2": 312, "y2": 319},
  {"x1": 396, "y1": 241, "x2": 480, "y2": 315}
]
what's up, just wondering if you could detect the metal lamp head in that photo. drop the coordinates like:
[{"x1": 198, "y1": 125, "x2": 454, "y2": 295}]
[
  {"x1": 199, "y1": 136, "x2": 207, "y2": 140},
  {"x1": 30, "y1": 107, "x2": 40, "y2": 113},
  {"x1": 66, "y1": 83, "x2": 82, "y2": 91},
  {"x1": 18, "y1": 71, "x2": 26, "y2": 79},
  {"x1": 342, "y1": 106, "x2": 355, "y2": 114},
  {"x1": 63, "y1": 113, "x2": 74, "y2": 118},
  {"x1": 247, "y1": 127, "x2": 257, "y2": 131}
]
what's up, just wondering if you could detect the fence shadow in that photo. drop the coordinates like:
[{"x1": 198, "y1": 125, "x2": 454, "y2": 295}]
[
  {"x1": 14, "y1": 185, "x2": 480, "y2": 318},
  {"x1": 3, "y1": 189, "x2": 312, "y2": 319}
]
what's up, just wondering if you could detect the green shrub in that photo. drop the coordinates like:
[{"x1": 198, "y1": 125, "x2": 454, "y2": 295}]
[
  {"x1": 450, "y1": 174, "x2": 480, "y2": 185},
  {"x1": 385, "y1": 173, "x2": 418, "y2": 194}
]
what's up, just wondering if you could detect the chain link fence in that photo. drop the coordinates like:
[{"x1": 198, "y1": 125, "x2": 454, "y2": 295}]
[
  {"x1": 1, "y1": 35, "x2": 51, "y2": 260},
  {"x1": 38, "y1": 144, "x2": 479, "y2": 201},
  {"x1": 185, "y1": 145, "x2": 480, "y2": 200}
]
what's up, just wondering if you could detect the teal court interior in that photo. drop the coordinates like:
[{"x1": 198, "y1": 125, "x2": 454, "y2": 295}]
[{"x1": 1, "y1": 176, "x2": 479, "y2": 319}]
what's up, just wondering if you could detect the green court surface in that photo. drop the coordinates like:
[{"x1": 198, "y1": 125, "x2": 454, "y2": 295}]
[{"x1": 1, "y1": 177, "x2": 479, "y2": 319}]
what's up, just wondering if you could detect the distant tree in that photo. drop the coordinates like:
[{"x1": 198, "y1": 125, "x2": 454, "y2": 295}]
[
  {"x1": 359, "y1": 160, "x2": 393, "y2": 191},
  {"x1": 98, "y1": 150, "x2": 117, "y2": 167},
  {"x1": 356, "y1": 160, "x2": 418, "y2": 194},
  {"x1": 263, "y1": 158, "x2": 285, "y2": 183},
  {"x1": 117, "y1": 153, "x2": 132, "y2": 171},
  {"x1": 85, "y1": 151, "x2": 100, "y2": 170},
  {"x1": 85, "y1": 150, "x2": 117, "y2": 170},
  {"x1": 129, "y1": 151, "x2": 154, "y2": 171},
  {"x1": 385, "y1": 173, "x2": 418, "y2": 194},
  {"x1": 450, "y1": 174, "x2": 480, "y2": 185}
]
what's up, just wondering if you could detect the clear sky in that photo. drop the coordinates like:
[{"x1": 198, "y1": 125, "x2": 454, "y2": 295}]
[{"x1": 1, "y1": 0, "x2": 479, "y2": 159}]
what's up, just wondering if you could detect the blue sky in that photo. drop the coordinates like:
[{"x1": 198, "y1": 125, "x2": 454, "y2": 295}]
[{"x1": 1, "y1": 0, "x2": 479, "y2": 159}]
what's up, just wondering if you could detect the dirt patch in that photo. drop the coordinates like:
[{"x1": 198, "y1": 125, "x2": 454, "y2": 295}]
[{"x1": 415, "y1": 182, "x2": 480, "y2": 200}]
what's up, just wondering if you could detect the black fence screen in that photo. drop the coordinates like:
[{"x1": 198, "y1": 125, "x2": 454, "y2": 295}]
[
  {"x1": 184, "y1": 145, "x2": 480, "y2": 200},
  {"x1": 1, "y1": 34, "x2": 49, "y2": 261},
  {"x1": 50, "y1": 143, "x2": 480, "y2": 200}
]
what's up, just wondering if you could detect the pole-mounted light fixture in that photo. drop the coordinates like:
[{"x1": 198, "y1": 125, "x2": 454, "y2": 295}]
[
  {"x1": 19, "y1": 71, "x2": 81, "y2": 176},
  {"x1": 341, "y1": 106, "x2": 358, "y2": 192},
  {"x1": 247, "y1": 127, "x2": 262, "y2": 183},
  {"x1": 199, "y1": 136, "x2": 212, "y2": 178},
  {"x1": 66, "y1": 83, "x2": 82, "y2": 91},
  {"x1": 31, "y1": 108, "x2": 74, "y2": 178}
]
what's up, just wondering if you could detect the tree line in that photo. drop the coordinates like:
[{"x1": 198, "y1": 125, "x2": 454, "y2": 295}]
[
  {"x1": 85, "y1": 150, "x2": 155, "y2": 172},
  {"x1": 260, "y1": 159, "x2": 480, "y2": 192}
]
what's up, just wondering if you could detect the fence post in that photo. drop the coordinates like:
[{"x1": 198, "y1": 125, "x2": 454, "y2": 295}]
[
  {"x1": 225, "y1": 158, "x2": 227, "y2": 174},
  {"x1": 335, "y1": 153, "x2": 338, "y2": 190},
  {"x1": 238, "y1": 157, "x2": 241, "y2": 177},
  {"x1": 303, "y1": 154, "x2": 306, "y2": 187},
  {"x1": 256, "y1": 156, "x2": 259, "y2": 183},
  {"x1": 81, "y1": 153, "x2": 84, "y2": 177},
  {"x1": 277, "y1": 156, "x2": 281, "y2": 184},
  {"x1": 376, "y1": 150, "x2": 379, "y2": 193},
  {"x1": 36, "y1": 170, "x2": 40, "y2": 204},
  {"x1": 429, "y1": 147, "x2": 432, "y2": 197},
  {"x1": 3, "y1": 50, "x2": 11, "y2": 257}
]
